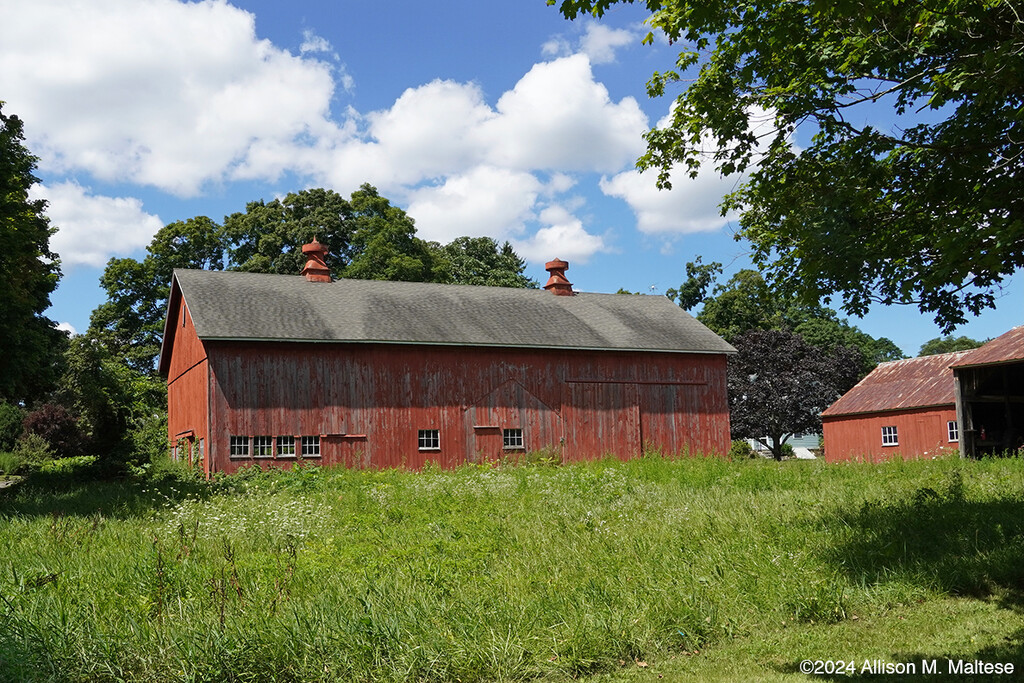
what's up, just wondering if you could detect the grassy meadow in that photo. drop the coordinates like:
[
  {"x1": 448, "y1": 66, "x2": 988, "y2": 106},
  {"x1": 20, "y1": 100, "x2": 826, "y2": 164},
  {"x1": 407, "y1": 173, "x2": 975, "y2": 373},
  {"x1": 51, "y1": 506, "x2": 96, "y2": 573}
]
[{"x1": 1, "y1": 454, "x2": 1023, "y2": 681}]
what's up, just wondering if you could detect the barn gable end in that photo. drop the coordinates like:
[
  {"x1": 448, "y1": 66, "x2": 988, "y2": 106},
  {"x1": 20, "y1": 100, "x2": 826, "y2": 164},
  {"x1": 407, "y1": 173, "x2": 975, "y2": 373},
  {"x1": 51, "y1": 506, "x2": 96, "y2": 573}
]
[{"x1": 161, "y1": 281, "x2": 212, "y2": 474}]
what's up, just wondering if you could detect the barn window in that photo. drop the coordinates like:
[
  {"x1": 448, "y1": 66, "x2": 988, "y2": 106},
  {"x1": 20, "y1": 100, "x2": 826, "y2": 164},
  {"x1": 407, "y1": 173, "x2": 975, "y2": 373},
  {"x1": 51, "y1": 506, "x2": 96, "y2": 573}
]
[
  {"x1": 418, "y1": 429, "x2": 440, "y2": 450},
  {"x1": 503, "y1": 428, "x2": 524, "y2": 450},
  {"x1": 301, "y1": 436, "x2": 321, "y2": 458},
  {"x1": 947, "y1": 421, "x2": 959, "y2": 442},
  {"x1": 881, "y1": 426, "x2": 898, "y2": 447},
  {"x1": 229, "y1": 436, "x2": 250, "y2": 458},
  {"x1": 277, "y1": 435, "x2": 296, "y2": 457},
  {"x1": 253, "y1": 436, "x2": 273, "y2": 458}
]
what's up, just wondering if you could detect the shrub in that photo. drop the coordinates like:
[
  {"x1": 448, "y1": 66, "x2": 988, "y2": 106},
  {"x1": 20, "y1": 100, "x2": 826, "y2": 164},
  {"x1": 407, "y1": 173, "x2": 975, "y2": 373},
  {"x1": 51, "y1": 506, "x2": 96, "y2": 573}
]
[
  {"x1": 22, "y1": 403, "x2": 88, "y2": 458},
  {"x1": 37, "y1": 455, "x2": 98, "y2": 478},
  {"x1": 524, "y1": 446, "x2": 563, "y2": 466},
  {"x1": 113, "y1": 413, "x2": 170, "y2": 477},
  {"x1": 0, "y1": 450, "x2": 25, "y2": 475},
  {"x1": 728, "y1": 440, "x2": 755, "y2": 460},
  {"x1": 780, "y1": 442, "x2": 796, "y2": 459},
  {"x1": 0, "y1": 401, "x2": 24, "y2": 451},
  {"x1": 145, "y1": 453, "x2": 203, "y2": 483},
  {"x1": 12, "y1": 433, "x2": 55, "y2": 470}
]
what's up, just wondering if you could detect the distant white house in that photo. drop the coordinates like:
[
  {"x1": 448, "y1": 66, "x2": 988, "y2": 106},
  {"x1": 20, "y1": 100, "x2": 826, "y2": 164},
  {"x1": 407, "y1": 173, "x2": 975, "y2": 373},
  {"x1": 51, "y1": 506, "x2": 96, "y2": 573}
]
[{"x1": 747, "y1": 433, "x2": 820, "y2": 459}]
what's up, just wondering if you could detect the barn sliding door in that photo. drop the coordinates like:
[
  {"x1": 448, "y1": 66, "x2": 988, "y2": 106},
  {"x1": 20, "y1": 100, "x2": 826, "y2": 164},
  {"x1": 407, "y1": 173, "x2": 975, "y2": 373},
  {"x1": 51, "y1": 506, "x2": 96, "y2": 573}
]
[{"x1": 563, "y1": 382, "x2": 640, "y2": 461}]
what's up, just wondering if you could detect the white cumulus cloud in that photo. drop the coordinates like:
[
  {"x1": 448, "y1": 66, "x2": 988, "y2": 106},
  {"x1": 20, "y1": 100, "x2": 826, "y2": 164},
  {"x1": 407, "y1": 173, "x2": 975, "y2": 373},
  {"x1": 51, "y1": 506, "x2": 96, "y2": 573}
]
[
  {"x1": 364, "y1": 80, "x2": 495, "y2": 185},
  {"x1": 513, "y1": 206, "x2": 607, "y2": 264},
  {"x1": 600, "y1": 167, "x2": 741, "y2": 234},
  {"x1": 480, "y1": 55, "x2": 646, "y2": 172},
  {"x1": 406, "y1": 166, "x2": 543, "y2": 244},
  {"x1": 542, "y1": 21, "x2": 638, "y2": 64},
  {"x1": 0, "y1": 1, "x2": 647, "y2": 269},
  {"x1": 0, "y1": 0, "x2": 340, "y2": 196},
  {"x1": 32, "y1": 182, "x2": 164, "y2": 269},
  {"x1": 601, "y1": 105, "x2": 780, "y2": 236},
  {"x1": 318, "y1": 56, "x2": 647, "y2": 192},
  {"x1": 580, "y1": 23, "x2": 637, "y2": 64}
]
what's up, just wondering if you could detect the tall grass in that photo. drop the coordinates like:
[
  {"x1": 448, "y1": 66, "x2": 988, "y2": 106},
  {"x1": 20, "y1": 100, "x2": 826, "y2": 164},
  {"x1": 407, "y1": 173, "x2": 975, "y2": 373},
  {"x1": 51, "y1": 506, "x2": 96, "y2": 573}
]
[{"x1": 1, "y1": 454, "x2": 1023, "y2": 681}]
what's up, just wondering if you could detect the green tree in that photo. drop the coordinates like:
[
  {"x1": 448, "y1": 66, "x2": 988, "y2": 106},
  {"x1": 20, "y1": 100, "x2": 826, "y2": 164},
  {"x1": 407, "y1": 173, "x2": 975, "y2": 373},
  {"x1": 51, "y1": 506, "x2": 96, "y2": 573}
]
[
  {"x1": 89, "y1": 216, "x2": 225, "y2": 373},
  {"x1": 224, "y1": 184, "x2": 442, "y2": 283},
  {"x1": 0, "y1": 401, "x2": 24, "y2": 451},
  {"x1": 918, "y1": 335, "x2": 987, "y2": 357},
  {"x1": 793, "y1": 315, "x2": 905, "y2": 374},
  {"x1": 689, "y1": 269, "x2": 904, "y2": 375},
  {"x1": 343, "y1": 185, "x2": 437, "y2": 282},
  {"x1": 551, "y1": 0, "x2": 1024, "y2": 331},
  {"x1": 696, "y1": 269, "x2": 789, "y2": 342},
  {"x1": 666, "y1": 257, "x2": 722, "y2": 311},
  {"x1": 224, "y1": 187, "x2": 355, "y2": 278},
  {"x1": 0, "y1": 103, "x2": 66, "y2": 404},
  {"x1": 57, "y1": 333, "x2": 164, "y2": 467},
  {"x1": 433, "y1": 237, "x2": 537, "y2": 288}
]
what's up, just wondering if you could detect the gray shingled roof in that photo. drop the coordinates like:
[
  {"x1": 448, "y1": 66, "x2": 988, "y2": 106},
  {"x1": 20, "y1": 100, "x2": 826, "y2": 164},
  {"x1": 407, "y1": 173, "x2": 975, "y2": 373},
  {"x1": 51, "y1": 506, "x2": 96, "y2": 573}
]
[{"x1": 169, "y1": 269, "x2": 735, "y2": 355}]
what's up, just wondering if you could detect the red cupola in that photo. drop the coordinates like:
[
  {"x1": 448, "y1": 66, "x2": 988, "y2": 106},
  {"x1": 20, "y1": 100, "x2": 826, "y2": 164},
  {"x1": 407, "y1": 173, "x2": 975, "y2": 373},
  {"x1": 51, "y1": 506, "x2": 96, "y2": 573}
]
[
  {"x1": 543, "y1": 258, "x2": 574, "y2": 296},
  {"x1": 301, "y1": 239, "x2": 331, "y2": 283}
]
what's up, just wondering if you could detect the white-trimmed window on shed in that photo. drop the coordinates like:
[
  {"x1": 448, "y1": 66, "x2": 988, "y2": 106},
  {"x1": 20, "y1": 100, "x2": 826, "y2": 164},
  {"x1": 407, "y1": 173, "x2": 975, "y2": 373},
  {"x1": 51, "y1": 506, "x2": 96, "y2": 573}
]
[
  {"x1": 229, "y1": 435, "x2": 250, "y2": 458},
  {"x1": 948, "y1": 421, "x2": 959, "y2": 442},
  {"x1": 277, "y1": 435, "x2": 296, "y2": 457},
  {"x1": 881, "y1": 425, "x2": 899, "y2": 447},
  {"x1": 503, "y1": 428, "x2": 524, "y2": 450},
  {"x1": 418, "y1": 429, "x2": 440, "y2": 451},
  {"x1": 301, "y1": 435, "x2": 321, "y2": 458},
  {"x1": 253, "y1": 435, "x2": 273, "y2": 458}
]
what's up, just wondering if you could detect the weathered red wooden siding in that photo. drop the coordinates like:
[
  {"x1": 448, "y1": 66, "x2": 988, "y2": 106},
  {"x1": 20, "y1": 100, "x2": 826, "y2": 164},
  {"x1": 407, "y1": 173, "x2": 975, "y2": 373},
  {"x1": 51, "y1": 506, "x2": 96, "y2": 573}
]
[
  {"x1": 165, "y1": 300, "x2": 211, "y2": 475},
  {"x1": 204, "y1": 342, "x2": 730, "y2": 474},
  {"x1": 822, "y1": 406, "x2": 958, "y2": 463}
]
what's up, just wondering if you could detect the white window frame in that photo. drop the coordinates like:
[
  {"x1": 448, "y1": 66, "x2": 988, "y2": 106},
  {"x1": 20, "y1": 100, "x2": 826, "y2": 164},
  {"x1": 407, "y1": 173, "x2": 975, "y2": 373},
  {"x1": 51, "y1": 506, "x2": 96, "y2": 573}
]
[
  {"x1": 947, "y1": 421, "x2": 959, "y2": 442},
  {"x1": 229, "y1": 435, "x2": 250, "y2": 458},
  {"x1": 253, "y1": 435, "x2": 273, "y2": 458},
  {"x1": 418, "y1": 429, "x2": 440, "y2": 451},
  {"x1": 301, "y1": 435, "x2": 321, "y2": 458},
  {"x1": 277, "y1": 435, "x2": 296, "y2": 458},
  {"x1": 881, "y1": 425, "x2": 899, "y2": 447},
  {"x1": 502, "y1": 428, "x2": 524, "y2": 450}
]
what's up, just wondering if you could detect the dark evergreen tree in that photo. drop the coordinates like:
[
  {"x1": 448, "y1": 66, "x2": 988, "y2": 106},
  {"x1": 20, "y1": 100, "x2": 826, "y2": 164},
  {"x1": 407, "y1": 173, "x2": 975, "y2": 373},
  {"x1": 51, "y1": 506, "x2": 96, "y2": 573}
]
[{"x1": 0, "y1": 103, "x2": 66, "y2": 404}]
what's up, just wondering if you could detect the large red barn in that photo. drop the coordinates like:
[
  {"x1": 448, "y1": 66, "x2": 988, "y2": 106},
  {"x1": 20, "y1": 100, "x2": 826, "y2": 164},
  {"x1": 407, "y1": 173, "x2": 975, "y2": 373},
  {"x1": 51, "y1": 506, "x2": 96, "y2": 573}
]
[{"x1": 158, "y1": 247, "x2": 735, "y2": 475}]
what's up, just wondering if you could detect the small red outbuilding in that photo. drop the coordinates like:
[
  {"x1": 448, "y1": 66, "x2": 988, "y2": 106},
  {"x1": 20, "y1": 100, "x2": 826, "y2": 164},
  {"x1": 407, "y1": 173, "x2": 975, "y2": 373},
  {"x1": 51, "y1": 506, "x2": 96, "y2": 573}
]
[
  {"x1": 158, "y1": 248, "x2": 735, "y2": 475},
  {"x1": 823, "y1": 327, "x2": 1024, "y2": 462},
  {"x1": 821, "y1": 351, "x2": 972, "y2": 462}
]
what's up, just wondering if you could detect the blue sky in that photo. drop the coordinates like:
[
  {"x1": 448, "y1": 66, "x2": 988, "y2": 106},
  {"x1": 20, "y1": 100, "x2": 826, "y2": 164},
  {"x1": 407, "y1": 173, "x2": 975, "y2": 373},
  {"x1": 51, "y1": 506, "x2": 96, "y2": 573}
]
[{"x1": 1, "y1": 0, "x2": 1019, "y2": 356}]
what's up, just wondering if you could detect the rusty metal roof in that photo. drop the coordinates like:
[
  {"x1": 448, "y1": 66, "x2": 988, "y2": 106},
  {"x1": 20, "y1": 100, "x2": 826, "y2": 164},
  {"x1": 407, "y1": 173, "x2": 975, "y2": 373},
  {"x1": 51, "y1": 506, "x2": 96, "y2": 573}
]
[
  {"x1": 164, "y1": 269, "x2": 735, "y2": 358},
  {"x1": 950, "y1": 325, "x2": 1024, "y2": 368},
  {"x1": 822, "y1": 350, "x2": 974, "y2": 417}
]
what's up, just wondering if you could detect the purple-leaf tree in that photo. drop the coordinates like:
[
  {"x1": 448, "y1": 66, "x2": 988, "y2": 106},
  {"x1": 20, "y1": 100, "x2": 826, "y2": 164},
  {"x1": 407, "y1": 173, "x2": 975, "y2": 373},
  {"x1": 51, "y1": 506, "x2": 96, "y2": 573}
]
[{"x1": 729, "y1": 329, "x2": 860, "y2": 460}]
